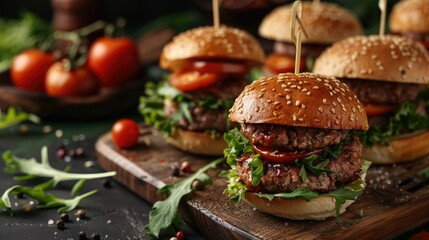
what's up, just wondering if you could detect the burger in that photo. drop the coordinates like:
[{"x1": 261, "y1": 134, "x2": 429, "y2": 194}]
[
  {"x1": 313, "y1": 35, "x2": 429, "y2": 164},
  {"x1": 258, "y1": 2, "x2": 363, "y2": 74},
  {"x1": 139, "y1": 26, "x2": 265, "y2": 155},
  {"x1": 223, "y1": 72, "x2": 369, "y2": 220},
  {"x1": 389, "y1": 0, "x2": 429, "y2": 50}
]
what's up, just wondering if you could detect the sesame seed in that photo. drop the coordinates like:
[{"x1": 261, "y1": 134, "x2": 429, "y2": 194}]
[
  {"x1": 272, "y1": 88, "x2": 276, "y2": 92},
  {"x1": 330, "y1": 108, "x2": 336, "y2": 114},
  {"x1": 277, "y1": 79, "x2": 284, "y2": 83},
  {"x1": 281, "y1": 84, "x2": 287, "y2": 88},
  {"x1": 302, "y1": 88, "x2": 307, "y2": 92},
  {"x1": 312, "y1": 86, "x2": 319, "y2": 90},
  {"x1": 322, "y1": 99, "x2": 327, "y2": 104},
  {"x1": 267, "y1": 99, "x2": 272, "y2": 103},
  {"x1": 337, "y1": 97, "x2": 342, "y2": 103},
  {"x1": 274, "y1": 101, "x2": 280, "y2": 105},
  {"x1": 332, "y1": 102, "x2": 337, "y2": 107},
  {"x1": 261, "y1": 82, "x2": 267, "y2": 86},
  {"x1": 291, "y1": 85, "x2": 297, "y2": 88},
  {"x1": 306, "y1": 92, "x2": 311, "y2": 96},
  {"x1": 277, "y1": 93, "x2": 284, "y2": 97},
  {"x1": 301, "y1": 104, "x2": 306, "y2": 109},
  {"x1": 334, "y1": 120, "x2": 340, "y2": 125},
  {"x1": 293, "y1": 115, "x2": 297, "y2": 121},
  {"x1": 286, "y1": 95, "x2": 291, "y2": 100},
  {"x1": 298, "y1": 118, "x2": 304, "y2": 122},
  {"x1": 258, "y1": 93, "x2": 264, "y2": 98},
  {"x1": 261, "y1": 88, "x2": 267, "y2": 92},
  {"x1": 295, "y1": 100, "x2": 301, "y2": 106},
  {"x1": 273, "y1": 112, "x2": 278, "y2": 117},
  {"x1": 284, "y1": 89, "x2": 291, "y2": 92},
  {"x1": 297, "y1": 86, "x2": 302, "y2": 90},
  {"x1": 318, "y1": 107, "x2": 323, "y2": 113},
  {"x1": 352, "y1": 107, "x2": 356, "y2": 113},
  {"x1": 287, "y1": 101, "x2": 291, "y2": 105},
  {"x1": 255, "y1": 106, "x2": 260, "y2": 112}
]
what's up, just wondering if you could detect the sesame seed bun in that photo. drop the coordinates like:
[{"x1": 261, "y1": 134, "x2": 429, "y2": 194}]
[
  {"x1": 258, "y1": 2, "x2": 363, "y2": 44},
  {"x1": 166, "y1": 128, "x2": 227, "y2": 156},
  {"x1": 313, "y1": 35, "x2": 429, "y2": 84},
  {"x1": 229, "y1": 72, "x2": 368, "y2": 130},
  {"x1": 160, "y1": 25, "x2": 265, "y2": 71},
  {"x1": 244, "y1": 191, "x2": 354, "y2": 220},
  {"x1": 389, "y1": 0, "x2": 429, "y2": 34},
  {"x1": 363, "y1": 130, "x2": 429, "y2": 164}
]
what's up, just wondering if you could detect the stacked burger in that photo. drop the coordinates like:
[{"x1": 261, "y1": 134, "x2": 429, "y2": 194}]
[
  {"x1": 389, "y1": 0, "x2": 429, "y2": 50},
  {"x1": 258, "y1": 2, "x2": 362, "y2": 74},
  {"x1": 223, "y1": 72, "x2": 370, "y2": 220},
  {"x1": 314, "y1": 35, "x2": 429, "y2": 164},
  {"x1": 140, "y1": 26, "x2": 265, "y2": 155}
]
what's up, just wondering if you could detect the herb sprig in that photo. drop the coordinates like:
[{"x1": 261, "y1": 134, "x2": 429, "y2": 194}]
[
  {"x1": 145, "y1": 158, "x2": 224, "y2": 238},
  {"x1": 0, "y1": 107, "x2": 40, "y2": 129}
]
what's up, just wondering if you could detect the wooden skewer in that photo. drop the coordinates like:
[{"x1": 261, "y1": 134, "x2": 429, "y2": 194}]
[
  {"x1": 379, "y1": 0, "x2": 387, "y2": 36},
  {"x1": 291, "y1": 0, "x2": 309, "y2": 74},
  {"x1": 213, "y1": 0, "x2": 220, "y2": 29}
]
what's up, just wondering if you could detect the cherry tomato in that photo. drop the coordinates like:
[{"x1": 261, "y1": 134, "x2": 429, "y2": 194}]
[
  {"x1": 111, "y1": 119, "x2": 140, "y2": 148},
  {"x1": 88, "y1": 37, "x2": 140, "y2": 88},
  {"x1": 363, "y1": 103, "x2": 397, "y2": 117},
  {"x1": 191, "y1": 61, "x2": 249, "y2": 74},
  {"x1": 410, "y1": 231, "x2": 429, "y2": 240},
  {"x1": 10, "y1": 49, "x2": 55, "y2": 93},
  {"x1": 264, "y1": 54, "x2": 306, "y2": 74},
  {"x1": 45, "y1": 61, "x2": 99, "y2": 97},
  {"x1": 168, "y1": 71, "x2": 222, "y2": 92},
  {"x1": 253, "y1": 145, "x2": 322, "y2": 164}
]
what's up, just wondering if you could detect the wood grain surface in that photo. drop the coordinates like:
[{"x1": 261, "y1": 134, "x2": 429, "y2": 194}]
[{"x1": 95, "y1": 127, "x2": 429, "y2": 240}]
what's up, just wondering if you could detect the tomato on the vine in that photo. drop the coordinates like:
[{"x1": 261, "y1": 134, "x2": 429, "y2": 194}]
[
  {"x1": 87, "y1": 37, "x2": 140, "y2": 88},
  {"x1": 10, "y1": 49, "x2": 55, "y2": 93},
  {"x1": 111, "y1": 119, "x2": 140, "y2": 148},
  {"x1": 45, "y1": 61, "x2": 99, "y2": 97}
]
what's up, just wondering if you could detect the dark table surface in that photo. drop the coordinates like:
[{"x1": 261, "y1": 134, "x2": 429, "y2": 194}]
[{"x1": 0, "y1": 118, "x2": 204, "y2": 240}]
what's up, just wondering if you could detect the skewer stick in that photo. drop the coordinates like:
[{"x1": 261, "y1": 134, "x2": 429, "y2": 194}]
[
  {"x1": 291, "y1": 1, "x2": 309, "y2": 74},
  {"x1": 213, "y1": 0, "x2": 220, "y2": 29},
  {"x1": 313, "y1": 0, "x2": 320, "y2": 4},
  {"x1": 379, "y1": 0, "x2": 387, "y2": 36}
]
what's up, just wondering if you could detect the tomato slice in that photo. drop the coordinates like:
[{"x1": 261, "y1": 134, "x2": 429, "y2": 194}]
[
  {"x1": 191, "y1": 61, "x2": 249, "y2": 74},
  {"x1": 264, "y1": 54, "x2": 306, "y2": 74},
  {"x1": 168, "y1": 71, "x2": 222, "y2": 92},
  {"x1": 363, "y1": 103, "x2": 397, "y2": 117},
  {"x1": 253, "y1": 145, "x2": 323, "y2": 164}
]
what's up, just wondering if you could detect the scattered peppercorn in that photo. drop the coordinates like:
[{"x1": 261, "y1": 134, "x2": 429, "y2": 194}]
[
  {"x1": 90, "y1": 233, "x2": 101, "y2": 240},
  {"x1": 176, "y1": 230, "x2": 185, "y2": 240},
  {"x1": 170, "y1": 237, "x2": 178, "y2": 240},
  {"x1": 192, "y1": 180, "x2": 204, "y2": 191},
  {"x1": 68, "y1": 149, "x2": 76, "y2": 158},
  {"x1": 16, "y1": 192, "x2": 25, "y2": 199},
  {"x1": 56, "y1": 148, "x2": 67, "y2": 158},
  {"x1": 84, "y1": 161, "x2": 95, "y2": 168},
  {"x1": 75, "y1": 209, "x2": 86, "y2": 218},
  {"x1": 78, "y1": 231, "x2": 87, "y2": 240},
  {"x1": 102, "y1": 179, "x2": 113, "y2": 189},
  {"x1": 60, "y1": 213, "x2": 69, "y2": 222},
  {"x1": 22, "y1": 203, "x2": 31, "y2": 212},
  {"x1": 180, "y1": 161, "x2": 191, "y2": 173},
  {"x1": 172, "y1": 166, "x2": 180, "y2": 177},
  {"x1": 75, "y1": 147, "x2": 85, "y2": 157},
  {"x1": 56, "y1": 220, "x2": 65, "y2": 230}
]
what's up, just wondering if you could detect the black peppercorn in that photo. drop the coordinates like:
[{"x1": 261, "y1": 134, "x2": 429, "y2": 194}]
[
  {"x1": 102, "y1": 179, "x2": 113, "y2": 189},
  {"x1": 56, "y1": 220, "x2": 65, "y2": 230},
  {"x1": 75, "y1": 209, "x2": 86, "y2": 218},
  {"x1": 78, "y1": 231, "x2": 87, "y2": 240},
  {"x1": 90, "y1": 233, "x2": 101, "y2": 240},
  {"x1": 192, "y1": 180, "x2": 204, "y2": 191},
  {"x1": 172, "y1": 167, "x2": 180, "y2": 177},
  {"x1": 60, "y1": 213, "x2": 69, "y2": 222}
]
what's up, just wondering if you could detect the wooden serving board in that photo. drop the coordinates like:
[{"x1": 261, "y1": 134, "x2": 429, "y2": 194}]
[{"x1": 95, "y1": 127, "x2": 429, "y2": 240}]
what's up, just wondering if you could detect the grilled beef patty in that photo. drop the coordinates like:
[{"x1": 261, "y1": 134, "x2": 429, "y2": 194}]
[
  {"x1": 237, "y1": 135, "x2": 362, "y2": 193},
  {"x1": 241, "y1": 123, "x2": 349, "y2": 152}
]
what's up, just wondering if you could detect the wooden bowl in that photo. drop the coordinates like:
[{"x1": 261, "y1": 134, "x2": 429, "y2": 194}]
[{"x1": 0, "y1": 70, "x2": 145, "y2": 120}]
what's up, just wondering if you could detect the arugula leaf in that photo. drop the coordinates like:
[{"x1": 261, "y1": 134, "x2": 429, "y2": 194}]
[
  {"x1": 145, "y1": 158, "x2": 224, "y2": 238},
  {"x1": 223, "y1": 128, "x2": 253, "y2": 166},
  {"x1": 3, "y1": 146, "x2": 116, "y2": 186},
  {"x1": 139, "y1": 80, "x2": 233, "y2": 137},
  {"x1": 418, "y1": 166, "x2": 429, "y2": 179},
  {"x1": 257, "y1": 188, "x2": 318, "y2": 202},
  {"x1": 295, "y1": 154, "x2": 333, "y2": 182},
  {"x1": 0, "y1": 185, "x2": 97, "y2": 215},
  {"x1": 248, "y1": 155, "x2": 263, "y2": 186},
  {"x1": 323, "y1": 187, "x2": 362, "y2": 219},
  {"x1": 357, "y1": 91, "x2": 429, "y2": 147},
  {"x1": 0, "y1": 107, "x2": 40, "y2": 129},
  {"x1": 220, "y1": 167, "x2": 246, "y2": 204}
]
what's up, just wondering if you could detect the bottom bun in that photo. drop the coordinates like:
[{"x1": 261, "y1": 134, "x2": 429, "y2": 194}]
[
  {"x1": 363, "y1": 130, "x2": 429, "y2": 164},
  {"x1": 244, "y1": 192, "x2": 353, "y2": 220},
  {"x1": 166, "y1": 129, "x2": 227, "y2": 156}
]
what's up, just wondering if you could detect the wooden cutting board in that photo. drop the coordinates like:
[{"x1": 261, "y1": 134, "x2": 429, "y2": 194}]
[{"x1": 95, "y1": 127, "x2": 429, "y2": 240}]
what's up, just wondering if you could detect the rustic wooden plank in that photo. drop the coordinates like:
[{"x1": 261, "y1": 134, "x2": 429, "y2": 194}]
[{"x1": 95, "y1": 128, "x2": 429, "y2": 240}]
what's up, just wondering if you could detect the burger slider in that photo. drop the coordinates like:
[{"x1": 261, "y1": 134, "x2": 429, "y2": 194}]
[
  {"x1": 258, "y1": 2, "x2": 362, "y2": 74},
  {"x1": 314, "y1": 35, "x2": 429, "y2": 164},
  {"x1": 223, "y1": 72, "x2": 369, "y2": 220},
  {"x1": 140, "y1": 26, "x2": 265, "y2": 155},
  {"x1": 389, "y1": 0, "x2": 429, "y2": 50}
]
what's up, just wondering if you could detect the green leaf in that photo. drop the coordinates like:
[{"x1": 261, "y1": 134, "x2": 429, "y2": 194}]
[
  {"x1": 418, "y1": 166, "x2": 429, "y2": 179},
  {"x1": 248, "y1": 154, "x2": 263, "y2": 186},
  {"x1": 323, "y1": 187, "x2": 362, "y2": 219},
  {"x1": 223, "y1": 128, "x2": 253, "y2": 166},
  {"x1": 145, "y1": 158, "x2": 224, "y2": 238},
  {"x1": 257, "y1": 188, "x2": 319, "y2": 202},
  {"x1": 0, "y1": 107, "x2": 40, "y2": 129},
  {"x1": 3, "y1": 146, "x2": 116, "y2": 185},
  {"x1": 71, "y1": 179, "x2": 86, "y2": 196},
  {"x1": 221, "y1": 167, "x2": 247, "y2": 205}
]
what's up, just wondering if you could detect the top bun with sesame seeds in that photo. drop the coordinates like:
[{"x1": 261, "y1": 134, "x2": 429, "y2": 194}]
[
  {"x1": 313, "y1": 35, "x2": 429, "y2": 84},
  {"x1": 259, "y1": 2, "x2": 363, "y2": 44},
  {"x1": 313, "y1": 35, "x2": 429, "y2": 164},
  {"x1": 389, "y1": 0, "x2": 429, "y2": 34},
  {"x1": 223, "y1": 72, "x2": 370, "y2": 220},
  {"x1": 229, "y1": 72, "x2": 368, "y2": 130},
  {"x1": 160, "y1": 25, "x2": 265, "y2": 71}
]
